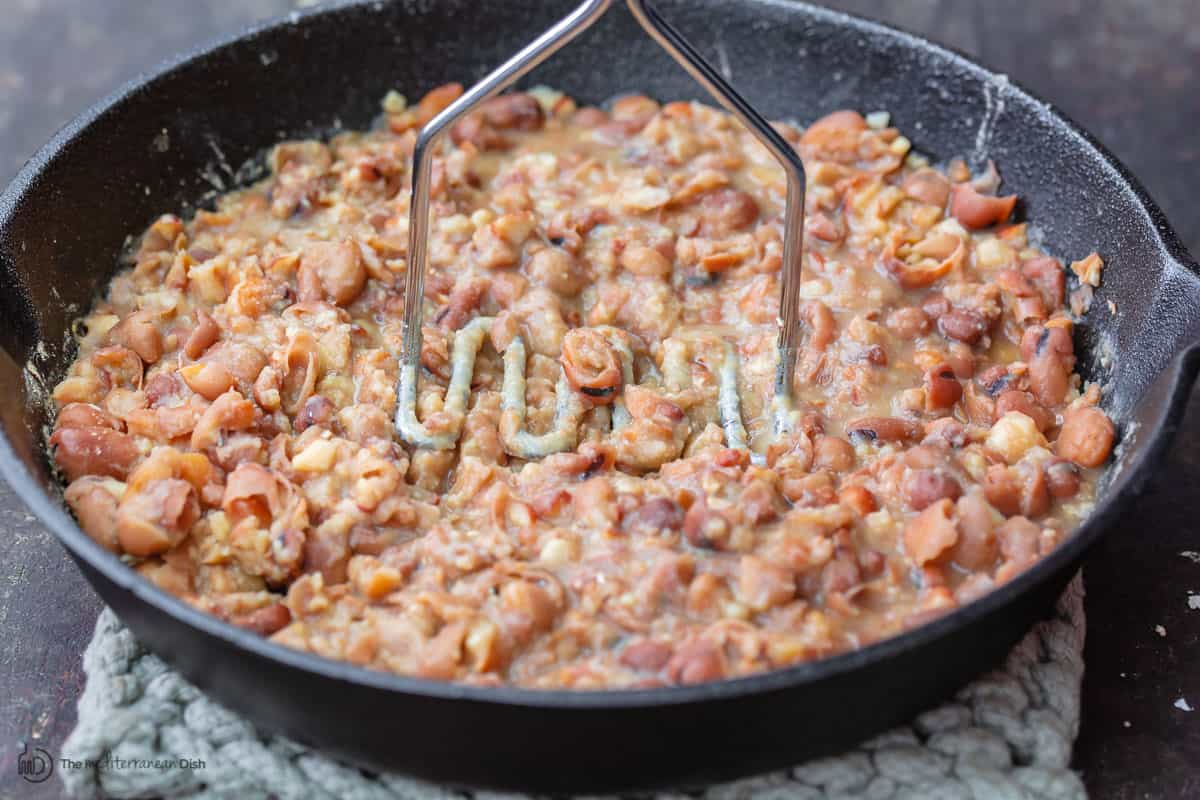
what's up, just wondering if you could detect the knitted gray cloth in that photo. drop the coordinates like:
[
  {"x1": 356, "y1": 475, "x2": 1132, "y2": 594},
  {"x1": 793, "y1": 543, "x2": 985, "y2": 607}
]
[{"x1": 60, "y1": 575, "x2": 1086, "y2": 800}]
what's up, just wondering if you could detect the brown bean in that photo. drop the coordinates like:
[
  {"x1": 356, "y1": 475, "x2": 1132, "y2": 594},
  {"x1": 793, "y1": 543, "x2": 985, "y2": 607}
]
[
  {"x1": 995, "y1": 390, "x2": 1053, "y2": 432},
  {"x1": 951, "y1": 491, "x2": 999, "y2": 570},
  {"x1": 799, "y1": 110, "x2": 867, "y2": 162},
  {"x1": 299, "y1": 240, "x2": 366, "y2": 306},
  {"x1": 924, "y1": 363, "x2": 963, "y2": 411},
  {"x1": 801, "y1": 299, "x2": 836, "y2": 350},
  {"x1": 666, "y1": 639, "x2": 726, "y2": 684},
  {"x1": 51, "y1": 426, "x2": 139, "y2": 482},
  {"x1": 620, "y1": 639, "x2": 673, "y2": 672},
  {"x1": 191, "y1": 389, "x2": 256, "y2": 450},
  {"x1": 741, "y1": 479, "x2": 782, "y2": 524},
  {"x1": 1021, "y1": 325, "x2": 1075, "y2": 406},
  {"x1": 739, "y1": 555, "x2": 796, "y2": 611},
  {"x1": 415, "y1": 82, "x2": 464, "y2": 124},
  {"x1": 996, "y1": 516, "x2": 1041, "y2": 566},
  {"x1": 949, "y1": 183, "x2": 1017, "y2": 229},
  {"x1": 180, "y1": 361, "x2": 237, "y2": 401},
  {"x1": 526, "y1": 247, "x2": 587, "y2": 296},
  {"x1": 184, "y1": 309, "x2": 221, "y2": 360},
  {"x1": 902, "y1": 469, "x2": 962, "y2": 511},
  {"x1": 903, "y1": 498, "x2": 959, "y2": 565},
  {"x1": 610, "y1": 94, "x2": 661, "y2": 132},
  {"x1": 232, "y1": 602, "x2": 292, "y2": 636},
  {"x1": 1014, "y1": 460, "x2": 1051, "y2": 518},
  {"x1": 622, "y1": 498, "x2": 684, "y2": 536},
  {"x1": 683, "y1": 496, "x2": 732, "y2": 550},
  {"x1": 1044, "y1": 458, "x2": 1081, "y2": 499},
  {"x1": 293, "y1": 394, "x2": 333, "y2": 433},
  {"x1": 922, "y1": 292, "x2": 951, "y2": 319},
  {"x1": 885, "y1": 306, "x2": 930, "y2": 340},
  {"x1": 983, "y1": 465, "x2": 1021, "y2": 517},
  {"x1": 845, "y1": 416, "x2": 919, "y2": 444},
  {"x1": 1021, "y1": 256, "x2": 1066, "y2": 308},
  {"x1": 938, "y1": 308, "x2": 987, "y2": 345},
  {"x1": 813, "y1": 435, "x2": 856, "y2": 472},
  {"x1": 1055, "y1": 406, "x2": 1116, "y2": 467},
  {"x1": 902, "y1": 168, "x2": 952, "y2": 208},
  {"x1": 698, "y1": 189, "x2": 759, "y2": 237},
  {"x1": 109, "y1": 310, "x2": 163, "y2": 365},
  {"x1": 57, "y1": 403, "x2": 122, "y2": 432},
  {"x1": 64, "y1": 476, "x2": 122, "y2": 552}
]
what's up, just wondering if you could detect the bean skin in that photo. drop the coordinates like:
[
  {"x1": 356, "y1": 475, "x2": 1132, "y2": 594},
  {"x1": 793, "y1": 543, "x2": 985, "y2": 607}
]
[
  {"x1": 666, "y1": 639, "x2": 726, "y2": 684},
  {"x1": 903, "y1": 498, "x2": 959, "y2": 565},
  {"x1": 949, "y1": 184, "x2": 1017, "y2": 229},
  {"x1": 902, "y1": 168, "x2": 951, "y2": 208},
  {"x1": 1055, "y1": 406, "x2": 1116, "y2": 467}
]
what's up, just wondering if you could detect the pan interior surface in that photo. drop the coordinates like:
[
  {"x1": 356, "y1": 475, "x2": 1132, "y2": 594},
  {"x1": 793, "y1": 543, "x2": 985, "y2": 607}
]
[{"x1": 0, "y1": 0, "x2": 1197, "y2": 791}]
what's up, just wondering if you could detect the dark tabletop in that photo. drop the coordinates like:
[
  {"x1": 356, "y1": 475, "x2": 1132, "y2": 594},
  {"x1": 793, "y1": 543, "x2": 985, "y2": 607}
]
[{"x1": 0, "y1": 1, "x2": 1197, "y2": 798}]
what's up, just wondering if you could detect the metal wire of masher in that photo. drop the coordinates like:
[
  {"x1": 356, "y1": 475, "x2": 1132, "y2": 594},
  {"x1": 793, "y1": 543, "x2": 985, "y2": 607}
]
[{"x1": 395, "y1": 0, "x2": 806, "y2": 458}]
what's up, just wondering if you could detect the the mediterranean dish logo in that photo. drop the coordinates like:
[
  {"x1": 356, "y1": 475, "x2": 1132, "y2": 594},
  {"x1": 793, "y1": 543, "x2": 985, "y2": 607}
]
[
  {"x1": 16, "y1": 742, "x2": 53, "y2": 783},
  {"x1": 17, "y1": 741, "x2": 207, "y2": 783}
]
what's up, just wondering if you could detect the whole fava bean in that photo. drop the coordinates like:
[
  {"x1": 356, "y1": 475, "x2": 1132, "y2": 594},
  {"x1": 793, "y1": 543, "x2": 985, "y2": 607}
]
[
  {"x1": 921, "y1": 292, "x2": 951, "y2": 319},
  {"x1": 1055, "y1": 406, "x2": 1116, "y2": 468},
  {"x1": 232, "y1": 602, "x2": 292, "y2": 637},
  {"x1": 1022, "y1": 325, "x2": 1074, "y2": 406},
  {"x1": 995, "y1": 390, "x2": 1053, "y2": 432},
  {"x1": 184, "y1": 309, "x2": 221, "y2": 360},
  {"x1": 901, "y1": 469, "x2": 962, "y2": 511},
  {"x1": 666, "y1": 639, "x2": 726, "y2": 685},
  {"x1": 903, "y1": 498, "x2": 960, "y2": 565},
  {"x1": 949, "y1": 183, "x2": 1018, "y2": 229},
  {"x1": 983, "y1": 464, "x2": 1021, "y2": 517},
  {"x1": 294, "y1": 394, "x2": 334, "y2": 433},
  {"x1": 799, "y1": 110, "x2": 867, "y2": 161},
  {"x1": 902, "y1": 168, "x2": 952, "y2": 208},
  {"x1": 479, "y1": 92, "x2": 544, "y2": 131},
  {"x1": 996, "y1": 515, "x2": 1041, "y2": 566},
  {"x1": 813, "y1": 435, "x2": 855, "y2": 472},
  {"x1": 621, "y1": 497, "x2": 684, "y2": 536},
  {"x1": 51, "y1": 426, "x2": 139, "y2": 482},
  {"x1": 937, "y1": 308, "x2": 987, "y2": 345},
  {"x1": 525, "y1": 247, "x2": 587, "y2": 296},
  {"x1": 923, "y1": 363, "x2": 963, "y2": 411},
  {"x1": 610, "y1": 94, "x2": 661, "y2": 132},
  {"x1": 951, "y1": 491, "x2": 1000, "y2": 571},
  {"x1": 698, "y1": 189, "x2": 760, "y2": 237},
  {"x1": 572, "y1": 106, "x2": 609, "y2": 127},
  {"x1": 109, "y1": 310, "x2": 163, "y2": 365},
  {"x1": 1044, "y1": 458, "x2": 1081, "y2": 500},
  {"x1": 683, "y1": 495, "x2": 732, "y2": 550},
  {"x1": 620, "y1": 243, "x2": 673, "y2": 279},
  {"x1": 180, "y1": 361, "x2": 236, "y2": 401},
  {"x1": 885, "y1": 306, "x2": 930, "y2": 340},
  {"x1": 57, "y1": 402, "x2": 122, "y2": 432},
  {"x1": 64, "y1": 476, "x2": 123, "y2": 552},
  {"x1": 1015, "y1": 460, "x2": 1051, "y2": 518},
  {"x1": 845, "y1": 416, "x2": 920, "y2": 444},
  {"x1": 620, "y1": 638, "x2": 673, "y2": 672}
]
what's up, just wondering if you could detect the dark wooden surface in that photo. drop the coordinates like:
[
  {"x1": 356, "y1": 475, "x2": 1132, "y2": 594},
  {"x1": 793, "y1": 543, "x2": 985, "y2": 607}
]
[{"x1": 0, "y1": 1, "x2": 1197, "y2": 798}]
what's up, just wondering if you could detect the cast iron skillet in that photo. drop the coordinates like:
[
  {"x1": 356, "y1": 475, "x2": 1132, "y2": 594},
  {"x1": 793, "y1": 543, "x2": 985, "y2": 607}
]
[{"x1": 1, "y1": 0, "x2": 1198, "y2": 792}]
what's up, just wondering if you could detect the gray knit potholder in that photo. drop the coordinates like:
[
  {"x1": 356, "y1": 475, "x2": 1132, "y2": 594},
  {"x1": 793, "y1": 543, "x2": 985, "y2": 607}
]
[{"x1": 60, "y1": 574, "x2": 1086, "y2": 800}]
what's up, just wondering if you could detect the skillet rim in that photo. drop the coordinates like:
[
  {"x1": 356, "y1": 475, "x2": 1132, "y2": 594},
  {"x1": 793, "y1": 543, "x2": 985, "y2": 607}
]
[{"x1": 0, "y1": 0, "x2": 1197, "y2": 711}]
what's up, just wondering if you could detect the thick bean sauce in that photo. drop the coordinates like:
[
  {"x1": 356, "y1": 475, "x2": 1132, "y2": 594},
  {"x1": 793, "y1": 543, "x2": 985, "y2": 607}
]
[{"x1": 49, "y1": 86, "x2": 1113, "y2": 688}]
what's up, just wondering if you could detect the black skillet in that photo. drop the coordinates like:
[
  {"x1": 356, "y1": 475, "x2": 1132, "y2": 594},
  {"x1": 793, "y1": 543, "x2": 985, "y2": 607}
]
[{"x1": 1, "y1": 0, "x2": 1198, "y2": 792}]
